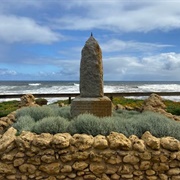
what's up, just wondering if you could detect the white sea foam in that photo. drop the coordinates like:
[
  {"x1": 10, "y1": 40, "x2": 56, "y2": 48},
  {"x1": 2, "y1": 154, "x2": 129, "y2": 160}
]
[
  {"x1": 0, "y1": 81, "x2": 180, "y2": 103},
  {"x1": 29, "y1": 83, "x2": 41, "y2": 86}
]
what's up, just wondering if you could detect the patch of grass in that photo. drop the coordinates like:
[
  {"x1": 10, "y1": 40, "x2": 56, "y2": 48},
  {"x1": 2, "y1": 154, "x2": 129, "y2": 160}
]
[
  {"x1": 112, "y1": 97, "x2": 144, "y2": 109},
  {"x1": 0, "y1": 100, "x2": 19, "y2": 117},
  {"x1": 164, "y1": 100, "x2": 180, "y2": 115}
]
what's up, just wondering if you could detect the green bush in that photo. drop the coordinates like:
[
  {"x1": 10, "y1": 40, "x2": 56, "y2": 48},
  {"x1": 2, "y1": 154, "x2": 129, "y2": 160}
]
[
  {"x1": 68, "y1": 114, "x2": 118, "y2": 136},
  {"x1": 15, "y1": 105, "x2": 71, "y2": 121},
  {"x1": 114, "y1": 111, "x2": 180, "y2": 139},
  {"x1": 13, "y1": 115, "x2": 35, "y2": 134},
  {"x1": 32, "y1": 116, "x2": 70, "y2": 134},
  {"x1": 35, "y1": 98, "x2": 48, "y2": 106},
  {"x1": 13, "y1": 105, "x2": 180, "y2": 140}
]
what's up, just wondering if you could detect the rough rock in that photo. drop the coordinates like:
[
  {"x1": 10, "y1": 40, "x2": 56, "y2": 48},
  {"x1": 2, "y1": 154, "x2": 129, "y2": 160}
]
[
  {"x1": 142, "y1": 131, "x2": 160, "y2": 150},
  {"x1": 19, "y1": 164, "x2": 36, "y2": 174},
  {"x1": 39, "y1": 162, "x2": 61, "y2": 174},
  {"x1": 123, "y1": 154, "x2": 140, "y2": 164},
  {"x1": 129, "y1": 135, "x2": 146, "y2": 152},
  {"x1": 142, "y1": 93, "x2": 180, "y2": 121},
  {"x1": 89, "y1": 163, "x2": 106, "y2": 175},
  {"x1": 0, "y1": 162, "x2": 16, "y2": 174},
  {"x1": 93, "y1": 135, "x2": 108, "y2": 149},
  {"x1": 51, "y1": 133, "x2": 71, "y2": 149},
  {"x1": 72, "y1": 161, "x2": 89, "y2": 171},
  {"x1": 107, "y1": 132, "x2": 132, "y2": 150},
  {"x1": 32, "y1": 133, "x2": 53, "y2": 148},
  {"x1": 161, "y1": 137, "x2": 180, "y2": 151},
  {"x1": 19, "y1": 94, "x2": 38, "y2": 107},
  {"x1": 80, "y1": 35, "x2": 103, "y2": 97},
  {"x1": 0, "y1": 127, "x2": 17, "y2": 153},
  {"x1": 71, "y1": 134, "x2": 94, "y2": 151}
]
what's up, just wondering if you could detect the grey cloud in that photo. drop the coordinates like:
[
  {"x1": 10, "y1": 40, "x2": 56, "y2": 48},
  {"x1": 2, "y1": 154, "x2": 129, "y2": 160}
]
[
  {"x1": 103, "y1": 52, "x2": 180, "y2": 81},
  {"x1": 53, "y1": 1, "x2": 180, "y2": 32}
]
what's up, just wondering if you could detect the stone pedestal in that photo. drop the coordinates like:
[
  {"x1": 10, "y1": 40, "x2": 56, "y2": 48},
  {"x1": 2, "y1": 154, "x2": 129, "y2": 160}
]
[{"x1": 71, "y1": 96, "x2": 112, "y2": 117}]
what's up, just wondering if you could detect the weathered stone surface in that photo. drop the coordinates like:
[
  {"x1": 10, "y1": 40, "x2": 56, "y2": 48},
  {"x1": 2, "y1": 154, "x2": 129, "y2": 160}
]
[
  {"x1": 167, "y1": 168, "x2": 180, "y2": 175},
  {"x1": 0, "y1": 127, "x2": 17, "y2": 152},
  {"x1": 117, "y1": 164, "x2": 133, "y2": 174},
  {"x1": 161, "y1": 137, "x2": 180, "y2": 151},
  {"x1": 15, "y1": 131, "x2": 35, "y2": 150},
  {"x1": 123, "y1": 154, "x2": 140, "y2": 164},
  {"x1": 51, "y1": 133, "x2": 71, "y2": 149},
  {"x1": 90, "y1": 163, "x2": 106, "y2": 175},
  {"x1": 142, "y1": 131, "x2": 160, "y2": 150},
  {"x1": 20, "y1": 94, "x2": 38, "y2": 107},
  {"x1": 32, "y1": 133, "x2": 53, "y2": 148},
  {"x1": 107, "y1": 132, "x2": 132, "y2": 150},
  {"x1": 61, "y1": 165, "x2": 72, "y2": 173},
  {"x1": 71, "y1": 134, "x2": 94, "y2": 151},
  {"x1": 41, "y1": 155, "x2": 55, "y2": 163},
  {"x1": 72, "y1": 161, "x2": 89, "y2": 171},
  {"x1": 93, "y1": 135, "x2": 108, "y2": 149},
  {"x1": 130, "y1": 135, "x2": 146, "y2": 152},
  {"x1": 80, "y1": 35, "x2": 103, "y2": 97},
  {"x1": 139, "y1": 151, "x2": 152, "y2": 160},
  {"x1": 19, "y1": 164, "x2": 36, "y2": 174},
  {"x1": 13, "y1": 158, "x2": 25, "y2": 167},
  {"x1": 71, "y1": 96, "x2": 112, "y2": 117},
  {"x1": 142, "y1": 93, "x2": 180, "y2": 121},
  {"x1": 106, "y1": 164, "x2": 118, "y2": 174},
  {"x1": 153, "y1": 163, "x2": 169, "y2": 171},
  {"x1": 71, "y1": 35, "x2": 112, "y2": 118},
  {"x1": 159, "y1": 174, "x2": 168, "y2": 180},
  {"x1": 140, "y1": 161, "x2": 151, "y2": 170},
  {"x1": 0, "y1": 162, "x2": 16, "y2": 174},
  {"x1": 39, "y1": 162, "x2": 61, "y2": 174}
]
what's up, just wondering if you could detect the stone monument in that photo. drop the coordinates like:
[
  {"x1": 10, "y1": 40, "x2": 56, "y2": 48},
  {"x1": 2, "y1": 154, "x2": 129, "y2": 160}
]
[{"x1": 71, "y1": 34, "x2": 112, "y2": 117}]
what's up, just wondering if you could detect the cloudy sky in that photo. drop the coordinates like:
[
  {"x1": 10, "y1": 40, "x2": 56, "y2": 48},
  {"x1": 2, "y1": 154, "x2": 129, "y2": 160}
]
[{"x1": 0, "y1": 0, "x2": 180, "y2": 81}]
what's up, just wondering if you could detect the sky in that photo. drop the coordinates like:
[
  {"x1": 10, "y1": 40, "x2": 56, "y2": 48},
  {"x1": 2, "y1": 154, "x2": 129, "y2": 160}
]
[{"x1": 0, "y1": 0, "x2": 180, "y2": 81}]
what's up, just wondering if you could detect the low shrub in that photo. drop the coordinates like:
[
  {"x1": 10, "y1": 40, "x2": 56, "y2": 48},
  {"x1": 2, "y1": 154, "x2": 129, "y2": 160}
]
[
  {"x1": 13, "y1": 105, "x2": 180, "y2": 140},
  {"x1": 32, "y1": 116, "x2": 70, "y2": 134},
  {"x1": 35, "y1": 98, "x2": 48, "y2": 106},
  {"x1": 68, "y1": 114, "x2": 117, "y2": 136},
  {"x1": 13, "y1": 115, "x2": 35, "y2": 134}
]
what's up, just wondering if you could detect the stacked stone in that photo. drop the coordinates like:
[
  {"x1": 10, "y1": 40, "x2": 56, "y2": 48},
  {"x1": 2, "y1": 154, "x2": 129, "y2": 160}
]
[
  {"x1": 0, "y1": 111, "x2": 16, "y2": 135},
  {"x1": 0, "y1": 128, "x2": 179, "y2": 179}
]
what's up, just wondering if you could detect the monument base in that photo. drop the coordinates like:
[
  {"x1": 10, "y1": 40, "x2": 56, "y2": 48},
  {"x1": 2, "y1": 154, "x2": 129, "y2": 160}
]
[{"x1": 71, "y1": 96, "x2": 112, "y2": 118}]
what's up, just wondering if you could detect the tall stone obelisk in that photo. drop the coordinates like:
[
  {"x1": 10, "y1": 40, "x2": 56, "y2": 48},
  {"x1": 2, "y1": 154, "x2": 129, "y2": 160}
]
[
  {"x1": 80, "y1": 34, "x2": 103, "y2": 97},
  {"x1": 71, "y1": 34, "x2": 112, "y2": 117}
]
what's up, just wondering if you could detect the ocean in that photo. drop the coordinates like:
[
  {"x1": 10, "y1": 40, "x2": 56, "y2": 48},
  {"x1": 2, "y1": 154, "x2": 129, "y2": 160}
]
[{"x1": 0, "y1": 81, "x2": 180, "y2": 104}]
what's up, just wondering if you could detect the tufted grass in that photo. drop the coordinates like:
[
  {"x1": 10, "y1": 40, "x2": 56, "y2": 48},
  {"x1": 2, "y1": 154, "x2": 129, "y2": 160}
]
[
  {"x1": 0, "y1": 100, "x2": 19, "y2": 118},
  {"x1": 12, "y1": 105, "x2": 180, "y2": 140}
]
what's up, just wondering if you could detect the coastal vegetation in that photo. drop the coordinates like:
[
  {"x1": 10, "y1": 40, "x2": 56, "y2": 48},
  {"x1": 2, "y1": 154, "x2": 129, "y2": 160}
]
[
  {"x1": 0, "y1": 100, "x2": 19, "y2": 117},
  {"x1": 12, "y1": 104, "x2": 180, "y2": 140},
  {"x1": 1, "y1": 97, "x2": 180, "y2": 117}
]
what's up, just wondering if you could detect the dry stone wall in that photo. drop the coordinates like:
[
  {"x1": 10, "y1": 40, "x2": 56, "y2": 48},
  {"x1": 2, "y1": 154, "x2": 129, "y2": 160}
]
[{"x1": 0, "y1": 127, "x2": 179, "y2": 180}]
